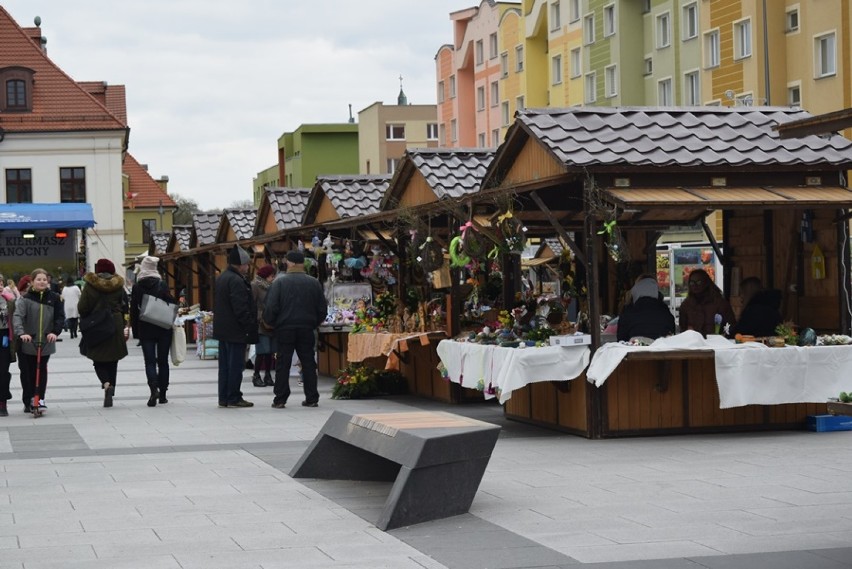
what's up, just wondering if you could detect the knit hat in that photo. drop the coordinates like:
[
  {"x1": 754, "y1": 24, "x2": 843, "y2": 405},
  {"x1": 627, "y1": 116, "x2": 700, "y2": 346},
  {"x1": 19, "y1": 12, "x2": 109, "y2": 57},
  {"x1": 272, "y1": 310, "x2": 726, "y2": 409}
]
[
  {"x1": 256, "y1": 264, "x2": 275, "y2": 279},
  {"x1": 286, "y1": 250, "x2": 305, "y2": 264},
  {"x1": 137, "y1": 256, "x2": 161, "y2": 280},
  {"x1": 631, "y1": 277, "x2": 660, "y2": 303},
  {"x1": 228, "y1": 245, "x2": 250, "y2": 265},
  {"x1": 17, "y1": 275, "x2": 31, "y2": 292},
  {"x1": 95, "y1": 258, "x2": 115, "y2": 274}
]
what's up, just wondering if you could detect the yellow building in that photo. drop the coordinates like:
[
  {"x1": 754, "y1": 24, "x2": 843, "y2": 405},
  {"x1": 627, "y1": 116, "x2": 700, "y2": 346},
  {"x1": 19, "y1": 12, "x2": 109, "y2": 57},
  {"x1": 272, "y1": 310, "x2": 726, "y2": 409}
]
[{"x1": 122, "y1": 153, "x2": 176, "y2": 268}]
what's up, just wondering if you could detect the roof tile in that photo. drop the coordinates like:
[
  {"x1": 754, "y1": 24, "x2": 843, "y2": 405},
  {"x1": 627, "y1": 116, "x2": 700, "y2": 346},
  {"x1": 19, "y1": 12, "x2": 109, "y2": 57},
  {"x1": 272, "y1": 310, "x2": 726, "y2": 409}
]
[
  {"x1": 265, "y1": 187, "x2": 310, "y2": 230},
  {"x1": 123, "y1": 153, "x2": 176, "y2": 209},
  {"x1": 192, "y1": 213, "x2": 220, "y2": 246},
  {"x1": 317, "y1": 175, "x2": 391, "y2": 218},
  {"x1": 408, "y1": 148, "x2": 495, "y2": 200}
]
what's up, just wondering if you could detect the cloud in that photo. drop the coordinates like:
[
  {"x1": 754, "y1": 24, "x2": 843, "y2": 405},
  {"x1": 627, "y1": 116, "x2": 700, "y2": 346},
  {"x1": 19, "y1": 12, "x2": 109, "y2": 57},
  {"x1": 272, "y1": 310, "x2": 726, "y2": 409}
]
[{"x1": 4, "y1": 0, "x2": 465, "y2": 209}]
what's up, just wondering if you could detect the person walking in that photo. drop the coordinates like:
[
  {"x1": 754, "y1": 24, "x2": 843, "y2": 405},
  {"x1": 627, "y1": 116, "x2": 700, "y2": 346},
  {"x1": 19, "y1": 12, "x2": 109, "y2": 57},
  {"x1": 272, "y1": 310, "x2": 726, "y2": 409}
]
[
  {"x1": 62, "y1": 277, "x2": 82, "y2": 339},
  {"x1": 13, "y1": 269, "x2": 64, "y2": 413},
  {"x1": 264, "y1": 250, "x2": 328, "y2": 409},
  {"x1": 0, "y1": 285, "x2": 16, "y2": 417},
  {"x1": 78, "y1": 259, "x2": 129, "y2": 408},
  {"x1": 251, "y1": 264, "x2": 277, "y2": 388},
  {"x1": 130, "y1": 256, "x2": 175, "y2": 407},
  {"x1": 213, "y1": 246, "x2": 258, "y2": 408}
]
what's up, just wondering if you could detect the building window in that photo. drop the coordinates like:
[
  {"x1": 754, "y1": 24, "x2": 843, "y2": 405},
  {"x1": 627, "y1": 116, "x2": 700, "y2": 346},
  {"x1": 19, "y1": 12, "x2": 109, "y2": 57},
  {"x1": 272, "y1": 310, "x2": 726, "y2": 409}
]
[
  {"x1": 786, "y1": 7, "x2": 799, "y2": 33},
  {"x1": 569, "y1": 0, "x2": 580, "y2": 22},
  {"x1": 515, "y1": 46, "x2": 524, "y2": 72},
  {"x1": 427, "y1": 123, "x2": 438, "y2": 140},
  {"x1": 142, "y1": 219, "x2": 157, "y2": 244},
  {"x1": 490, "y1": 81, "x2": 499, "y2": 107},
  {"x1": 449, "y1": 75, "x2": 456, "y2": 97},
  {"x1": 705, "y1": 30, "x2": 720, "y2": 68},
  {"x1": 788, "y1": 84, "x2": 801, "y2": 107},
  {"x1": 477, "y1": 86, "x2": 486, "y2": 110},
  {"x1": 684, "y1": 71, "x2": 700, "y2": 105},
  {"x1": 734, "y1": 19, "x2": 752, "y2": 59},
  {"x1": 385, "y1": 124, "x2": 405, "y2": 140},
  {"x1": 5, "y1": 79, "x2": 26, "y2": 109},
  {"x1": 603, "y1": 4, "x2": 615, "y2": 37},
  {"x1": 386, "y1": 158, "x2": 398, "y2": 174},
  {"x1": 656, "y1": 12, "x2": 671, "y2": 49},
  {"x1": 438, "y1": 81, "x2": 445, "y2": 103},
  {"x1": 475, "y1": 39, "x2": 484, "y2": 65},
  {"x1": 500, "y1": 52, "x2": 509, "y2": 77},
  {"x1": 478, "y1": 133, "x2": 486, "y2": 147},
  {"x1": 491, "y1": 129, "x2": 500, "y2": 147},
  {"x1": 552, "y1": 54, "x2": 563, "y2": 85},
  {"x1": 450, "y1": 119, "x2": 457, "y2": 142},
  {"x1": 658, "y1": 78, "x2": 673, "y2": 105},
  {"x1": 570, "y1": 47, "x2": 581, "y2": 78},
  {"x1": 585, "y1": 72, "x2": 596, "y2": 103},
  {"x1": 5, "y1": 168, "x2": 32, "y2": 203},
  {"x1": 584, "y1": 14, "x2": 595, "y2": 45},
  {"x1": 489, "y1": 33, "x2": 498, "y2": 59},
  {"x1": 516, "y1": 95, "x2": 525, "y2": 111},
  {"x1": 60, "y1": 167, "x2": 86, "y2": 203},
  {"x1": 439, "y1": 124, "x2": 446, "y2": 145},
  {"x1": 815, "y1": 32, "x2": 837, "y2": 78},
  {"x1": 604, "y1": 65, "x2": 617, "y2": 98},
  {"x1": 683, "y1": 3, "x2": 698, "y2": 40},
  {"x1": 501, "y1": 101, "x2": 510, "y2": 126},
  {"x1": 644, "y1": 56, "x2": 653, "y2": 75},
  {"x1": 551, "y1": 1, "x2": 561, "y2": 30}
]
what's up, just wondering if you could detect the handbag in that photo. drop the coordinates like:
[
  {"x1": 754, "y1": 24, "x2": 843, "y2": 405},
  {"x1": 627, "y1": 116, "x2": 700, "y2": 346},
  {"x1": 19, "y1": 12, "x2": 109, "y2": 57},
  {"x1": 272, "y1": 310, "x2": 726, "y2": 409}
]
[
  {"x1": 140, "y1": 294, "x2": 178, "y2": 329},
  {"x1": 170, "y1": 325, "x2": 186, "y2": 366},
  {"x1": 79, "y1": 302, "x2": 116, "y2": 347}
]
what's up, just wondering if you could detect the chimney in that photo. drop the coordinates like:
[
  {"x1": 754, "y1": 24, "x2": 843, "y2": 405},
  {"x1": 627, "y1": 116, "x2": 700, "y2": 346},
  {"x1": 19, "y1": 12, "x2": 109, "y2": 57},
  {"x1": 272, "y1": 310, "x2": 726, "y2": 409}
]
[{"x1": 156, "y1": 176, "x2": 169, "y2": 192}]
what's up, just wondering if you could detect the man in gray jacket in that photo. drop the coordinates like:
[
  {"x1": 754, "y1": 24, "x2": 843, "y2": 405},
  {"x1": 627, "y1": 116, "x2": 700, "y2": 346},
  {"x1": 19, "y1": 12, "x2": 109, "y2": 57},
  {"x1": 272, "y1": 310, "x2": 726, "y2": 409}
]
[{"x1": 263, "y1": 250, "x2": 327, "y2": 408}]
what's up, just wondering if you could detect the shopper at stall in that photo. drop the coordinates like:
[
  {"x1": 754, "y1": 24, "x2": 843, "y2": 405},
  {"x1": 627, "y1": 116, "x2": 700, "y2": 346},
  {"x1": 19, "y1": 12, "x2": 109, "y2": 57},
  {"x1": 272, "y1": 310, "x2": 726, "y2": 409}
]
[
  {"x1": 213, "y1": 245, "x2": 258, "y2": 408},
  {"x1": 731, "y1": 277, "x2": 782, "y2": 338},
  {"x1": 251, "y1": 264, "x2": 277, "y2": 387},
  {"x1": 62, "y1": 277, "x2": 82, "y2": 339},
  {"x1": 78, "y1": 259, "x2": 130, "y2": 408},
  {"x1": 14, "y1": 269, "x2": 64, "y2": 413},
  {"x1": 0, "y1": 285, "x2": 16, "y2": 417},
  {"x1": 679, "y1": 268, "x2": 736, "y2": 336},
  {"x1": 264, "y1": 250, "x2": 327, "y2": 409},
  {"x1": 130, "y1": 256, "x2": 176, "y2": 406},
  {"x1": 616, "y1": 276, "x2": 675, "y2": 342}
]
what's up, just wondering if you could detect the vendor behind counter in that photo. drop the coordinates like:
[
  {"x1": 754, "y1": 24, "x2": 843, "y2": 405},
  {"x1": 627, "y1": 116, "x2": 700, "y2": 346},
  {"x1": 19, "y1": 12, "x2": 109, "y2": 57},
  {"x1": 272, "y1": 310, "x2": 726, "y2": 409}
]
[{"x1": 616, "y1": 276, "x2": 675, "y2": 342}]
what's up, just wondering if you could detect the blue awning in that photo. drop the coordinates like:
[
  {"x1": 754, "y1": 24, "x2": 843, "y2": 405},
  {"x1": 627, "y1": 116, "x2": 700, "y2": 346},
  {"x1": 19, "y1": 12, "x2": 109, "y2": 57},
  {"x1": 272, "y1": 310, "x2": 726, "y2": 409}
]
[{"x1": 0, "y1": 203, "x2": 95, "y2": 229}]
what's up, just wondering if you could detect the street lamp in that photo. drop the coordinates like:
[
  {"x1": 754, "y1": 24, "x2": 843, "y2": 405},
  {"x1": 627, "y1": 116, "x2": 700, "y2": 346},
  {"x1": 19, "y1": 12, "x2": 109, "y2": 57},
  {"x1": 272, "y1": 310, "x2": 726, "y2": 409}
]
[{"x1": 158, "y1": 199, "x2": 164, "y2": 230}]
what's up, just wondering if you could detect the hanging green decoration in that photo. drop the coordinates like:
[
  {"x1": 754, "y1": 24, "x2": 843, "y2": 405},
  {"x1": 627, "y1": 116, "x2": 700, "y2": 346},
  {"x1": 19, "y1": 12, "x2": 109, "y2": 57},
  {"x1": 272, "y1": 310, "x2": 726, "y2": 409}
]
[{"x1": 449, "y1": 236, "x2": 471, "y2": 268}]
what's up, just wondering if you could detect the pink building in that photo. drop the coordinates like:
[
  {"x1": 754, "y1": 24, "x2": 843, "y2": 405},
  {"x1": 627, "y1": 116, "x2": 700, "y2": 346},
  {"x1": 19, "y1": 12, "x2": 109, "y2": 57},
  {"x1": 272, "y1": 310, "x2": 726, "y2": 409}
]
[{"x1": 436, "y1": 1, "x2": 518, "y2": 148}]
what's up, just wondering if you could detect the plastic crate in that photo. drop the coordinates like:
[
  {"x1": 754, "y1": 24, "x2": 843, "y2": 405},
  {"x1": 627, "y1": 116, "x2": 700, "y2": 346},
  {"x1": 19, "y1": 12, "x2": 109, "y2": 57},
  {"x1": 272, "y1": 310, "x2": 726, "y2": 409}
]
[{"x1": 806, "y1": 414, "x2": 852, "y2": 432}]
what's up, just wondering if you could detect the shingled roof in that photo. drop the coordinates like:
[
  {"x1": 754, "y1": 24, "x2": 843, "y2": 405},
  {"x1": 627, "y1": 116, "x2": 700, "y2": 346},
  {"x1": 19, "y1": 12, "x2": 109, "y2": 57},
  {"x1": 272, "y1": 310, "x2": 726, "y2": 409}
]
[
  {"x1": 509, "y1": 107, "x2": 852, "y2": 171},
  {"x1": 150, "y1": 231, "x2": 170, "y2": 255},
  {"x1": 123, "y1": 153, "x2": 176, "y2": 209},
  {"x1": 170, "y1": 225, "x2": 192, "y2": 252},
  {"x1": 265, "y1": 187, "x2": 310, "y2": 230},
  {"x1": 0, "y1": 7, "x2": 126, "y2": 133},
  {"x1": 220, "y1": 209, "x2": 257, "y2": 241},
  {"x1": 408, "y1": 148, "x2": 495, "y2": 199},
  {"x1": 308, "y1": 175, "x2": 391, "y2": 221},
  {"x1": 191, "y1": 213, "x2": 221, "y2": 247}
]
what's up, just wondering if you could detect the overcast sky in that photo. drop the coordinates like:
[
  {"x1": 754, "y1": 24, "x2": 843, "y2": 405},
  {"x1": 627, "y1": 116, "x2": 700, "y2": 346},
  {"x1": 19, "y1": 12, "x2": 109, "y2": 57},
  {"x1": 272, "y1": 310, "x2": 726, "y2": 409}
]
[{"x1": 3, "y1": 1, "x2": 470, "y2": 210}]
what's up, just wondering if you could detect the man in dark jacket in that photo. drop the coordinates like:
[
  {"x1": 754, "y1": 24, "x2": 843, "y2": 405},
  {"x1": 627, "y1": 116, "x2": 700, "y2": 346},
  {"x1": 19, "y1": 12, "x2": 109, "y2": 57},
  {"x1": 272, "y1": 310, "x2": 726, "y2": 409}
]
[
  {"x1": 213, "y1": 246, "x2": 258, "y2": 408},
  {"x1": 617, "y1": 277, "x2": 675, "y2": 342},
  {"x1": 732, "y1": 277, "x2": 782, "y2": 337},
  {"x1": 264, "y1": 250, "x2": 328, "y2": 408}
]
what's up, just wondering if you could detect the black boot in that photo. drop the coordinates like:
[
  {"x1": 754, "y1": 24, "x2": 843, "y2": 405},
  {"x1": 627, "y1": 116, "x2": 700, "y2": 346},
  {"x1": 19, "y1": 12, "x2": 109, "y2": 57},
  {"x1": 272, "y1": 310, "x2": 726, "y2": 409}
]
[
  {"x1": 252, "y1": 371, "x2": 264, "y2": 387},
  {"x1": 263, "y1": 370, "x2": 274, "y2": 387},
  {"x1": 159, "y1": 390, "x2": 168, "y2": 404},
  {"x1": 147, "y1": 384, "x2": 158, "y2": 407}
]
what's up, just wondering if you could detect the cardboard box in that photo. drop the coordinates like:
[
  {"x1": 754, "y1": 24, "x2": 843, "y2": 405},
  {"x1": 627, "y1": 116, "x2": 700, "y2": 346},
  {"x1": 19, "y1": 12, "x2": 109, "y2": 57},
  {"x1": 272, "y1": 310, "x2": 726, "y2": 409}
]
[
  {"x1": 549, "y1": 334, "x2": 592, "y2": 347},
  {"x1": 807, "y1": 414, "x2": 852, "y2": 432}
]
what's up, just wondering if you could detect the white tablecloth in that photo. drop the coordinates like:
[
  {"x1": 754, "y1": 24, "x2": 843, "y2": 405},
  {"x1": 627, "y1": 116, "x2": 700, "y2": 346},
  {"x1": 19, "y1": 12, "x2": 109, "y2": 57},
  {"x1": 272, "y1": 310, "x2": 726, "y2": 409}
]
[
  {"x1": 436, "y1": 340, "x2": 590, "y2": 404},
  {"x1": 586, "y1": 331, "x2": 852, "y2": 409}
]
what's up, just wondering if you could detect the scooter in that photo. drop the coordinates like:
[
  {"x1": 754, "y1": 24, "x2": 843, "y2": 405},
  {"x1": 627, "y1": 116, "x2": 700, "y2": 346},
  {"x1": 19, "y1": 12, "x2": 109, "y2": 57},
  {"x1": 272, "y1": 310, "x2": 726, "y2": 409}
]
[{"x1": 32, "y1": 341, "x2": 44, "y2": 418}]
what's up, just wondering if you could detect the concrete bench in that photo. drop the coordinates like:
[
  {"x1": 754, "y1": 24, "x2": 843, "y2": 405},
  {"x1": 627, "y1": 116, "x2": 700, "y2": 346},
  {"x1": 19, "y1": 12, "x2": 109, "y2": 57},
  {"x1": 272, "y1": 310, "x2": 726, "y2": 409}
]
[{"x1": 290, "y1": 410, "x2": 501, "y2": 530}]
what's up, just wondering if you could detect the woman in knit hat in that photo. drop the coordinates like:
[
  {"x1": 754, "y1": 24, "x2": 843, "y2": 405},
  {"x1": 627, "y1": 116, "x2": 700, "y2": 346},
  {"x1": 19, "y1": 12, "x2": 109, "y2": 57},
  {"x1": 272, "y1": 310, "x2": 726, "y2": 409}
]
[
  {"x1": 78, "y1": 259, "x2": 129, "y2": 407},
  {"x1": 130, "y1": 256, "x2": 176, "y2": 406},
  {"x1": 251, "y1": 264, "x2": 277, "y2": 387}
]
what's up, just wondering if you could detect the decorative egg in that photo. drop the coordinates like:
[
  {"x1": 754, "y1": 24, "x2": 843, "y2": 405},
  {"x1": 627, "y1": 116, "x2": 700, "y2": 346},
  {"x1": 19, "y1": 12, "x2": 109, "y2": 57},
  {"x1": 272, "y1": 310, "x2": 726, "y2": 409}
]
[
  {"x1": 798, "y1": 327, "x2": 817, "y2": 346},
  {"x1": 482, "y1": 326, "x2": 491, "y2": 335}
]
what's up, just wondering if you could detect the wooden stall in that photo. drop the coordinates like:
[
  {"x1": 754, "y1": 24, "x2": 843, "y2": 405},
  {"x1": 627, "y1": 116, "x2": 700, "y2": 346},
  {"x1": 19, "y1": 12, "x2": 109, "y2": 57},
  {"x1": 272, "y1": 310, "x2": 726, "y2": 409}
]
[{"x1": 473, "y1": 106, "x2": 852, "y2": 437}]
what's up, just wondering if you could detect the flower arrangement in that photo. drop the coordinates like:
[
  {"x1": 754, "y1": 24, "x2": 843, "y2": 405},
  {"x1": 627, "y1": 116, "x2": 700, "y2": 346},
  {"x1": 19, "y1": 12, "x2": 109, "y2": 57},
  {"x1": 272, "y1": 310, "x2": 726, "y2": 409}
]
[
  {"x1": 775, "y1": 321, "x2": 798, "y2": 346},
  {"x1": 374, "y1": 291, "x2": 397, "y2": 320},
  {"x1": 331, "y1": 363, "x2": 379, "y2": 399}
]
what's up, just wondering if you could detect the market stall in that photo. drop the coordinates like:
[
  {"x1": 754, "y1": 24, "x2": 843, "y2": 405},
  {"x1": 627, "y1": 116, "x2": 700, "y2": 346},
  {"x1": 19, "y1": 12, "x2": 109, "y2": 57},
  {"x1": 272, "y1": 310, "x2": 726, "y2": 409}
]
[{"x1": 467, "y1": 106, "x2": 852, "y2": 437}]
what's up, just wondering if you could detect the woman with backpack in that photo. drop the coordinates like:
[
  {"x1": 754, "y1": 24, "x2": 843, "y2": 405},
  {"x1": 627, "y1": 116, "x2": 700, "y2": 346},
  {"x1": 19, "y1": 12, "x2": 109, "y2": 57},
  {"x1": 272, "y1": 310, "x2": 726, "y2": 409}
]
[
  {"x1": 13, "y1": 268, "x2": 64, "y2": 413},
  {"x1": 130, "y1": 256, "x2": 176, "y2": 407}
]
